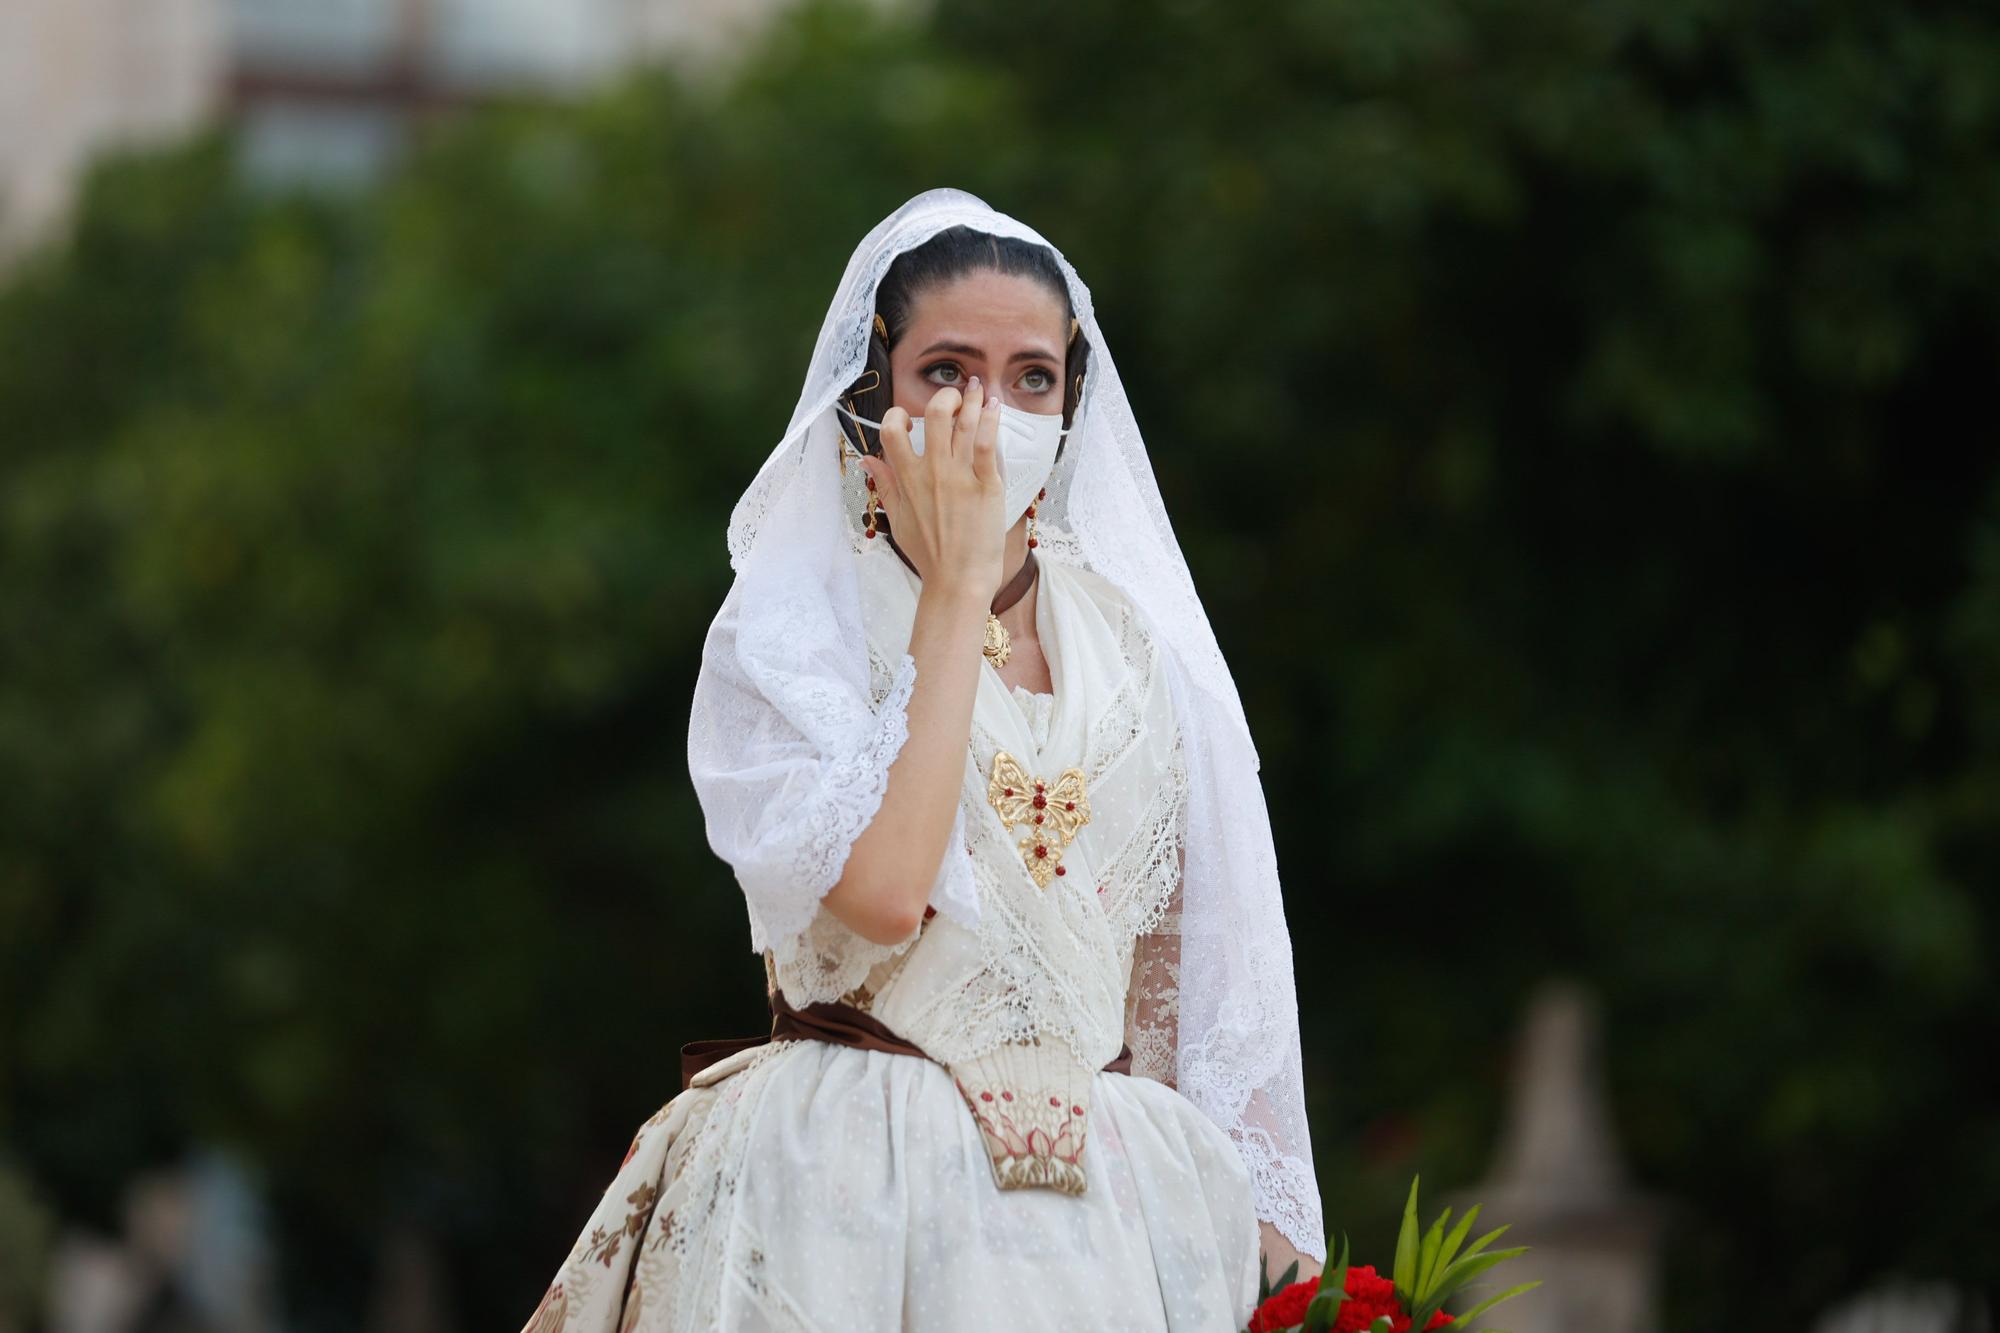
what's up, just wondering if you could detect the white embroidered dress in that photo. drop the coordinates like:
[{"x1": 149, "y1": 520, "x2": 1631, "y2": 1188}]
[{"x1": 522, "y1": 533, "x2": 1262, "y2": 1332}]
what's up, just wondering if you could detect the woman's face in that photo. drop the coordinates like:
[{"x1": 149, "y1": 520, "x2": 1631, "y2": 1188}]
[{"x1": 890, "y1": 268, "x2": 1069, "y2": 422}]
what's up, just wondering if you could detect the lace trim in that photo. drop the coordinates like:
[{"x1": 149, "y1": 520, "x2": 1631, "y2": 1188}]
[
  {"x1": 1235, "y1": 1126, "x2": 1328, "y2": 1265},
  {"x1": 1009, "y1": 682, "x2": 1056, "y2": 752},
  {"x1": 1099, "y1": 722, "x2": 1188, "y2": 943},
  {"x1": 1084, "y1": 601, "x2": 1151, "y2": 784}
]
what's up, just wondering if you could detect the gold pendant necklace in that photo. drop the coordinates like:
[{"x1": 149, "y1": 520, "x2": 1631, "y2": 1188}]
[
  {"x1": 983, "y1": 613, "x2": 1013, "y2": 667},
  {"x1": 981, "y1": 550, "x2": 1038, "y2": 669}
]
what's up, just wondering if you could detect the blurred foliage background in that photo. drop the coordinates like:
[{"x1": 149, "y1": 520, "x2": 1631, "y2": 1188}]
[{"x1": 3, "y1": 0, "x2": 1997, "y2": 1327}]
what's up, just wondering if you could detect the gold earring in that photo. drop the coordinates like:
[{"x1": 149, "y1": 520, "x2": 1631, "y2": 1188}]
[{"x1": 874, "y1": 313, "x2": 889, "y2": 340}]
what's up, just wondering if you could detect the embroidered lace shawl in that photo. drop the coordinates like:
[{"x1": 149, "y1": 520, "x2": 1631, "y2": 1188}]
[{"x1": 752, "y1": 533, "x2": 1186, "y2": 1195}]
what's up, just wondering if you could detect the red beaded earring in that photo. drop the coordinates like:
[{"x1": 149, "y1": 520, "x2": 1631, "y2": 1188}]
[
  {"x1": 1027, "y1": 487, "x2": 1045, "y2": 549},
  {"x1": 839, "y1": 354, "x2": 885, "y2": 540}
]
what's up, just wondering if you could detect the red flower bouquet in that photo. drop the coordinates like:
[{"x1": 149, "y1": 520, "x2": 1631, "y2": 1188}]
[{"x1": 1243, "y1": 1178, "x2": 1540, "y2": 1333}]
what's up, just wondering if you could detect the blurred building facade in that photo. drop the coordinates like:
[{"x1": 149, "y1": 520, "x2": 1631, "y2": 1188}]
[
  {"x1": 0, "y1": 0, "x2": 223, "y2": 259},
  {"x1": 0, "y1": 0, "x2": 812, "y2": 261}
]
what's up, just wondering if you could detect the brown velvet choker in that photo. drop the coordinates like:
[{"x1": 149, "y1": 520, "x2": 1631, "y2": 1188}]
[{"x1": 884, "y1": 533, "x2": 1039, "y2": 617}]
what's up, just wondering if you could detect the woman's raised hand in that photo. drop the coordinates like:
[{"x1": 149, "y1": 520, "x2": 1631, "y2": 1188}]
[{"x1": 857, "y1": 376, "x2": 1006, "y2": 600}]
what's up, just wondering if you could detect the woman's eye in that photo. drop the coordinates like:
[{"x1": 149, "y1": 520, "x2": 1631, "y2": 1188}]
[
  {"x1": 924, "y1": 362, "x2": 963, "y2": 385},
  {"x1": 1021, "y1": 368, "x2": 1055, "y2": 393}
]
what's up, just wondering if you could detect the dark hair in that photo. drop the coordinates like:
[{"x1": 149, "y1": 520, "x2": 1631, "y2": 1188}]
[{"x1": 835, "y1": 226, "x2": 1092, "y2": 489}]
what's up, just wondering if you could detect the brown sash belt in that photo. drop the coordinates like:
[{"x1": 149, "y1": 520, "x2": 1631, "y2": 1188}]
[{"x1": 681, "y1": 987, "x2": 1134, "y2": 1092}]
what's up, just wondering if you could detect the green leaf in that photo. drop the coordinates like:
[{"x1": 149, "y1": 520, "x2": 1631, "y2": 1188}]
[
  {"x1": 1302, "y1": 1234, "x2": 1352, "y2": 1333},
  {"x1": 1433, "y1": 1246, "x2": 1530, "y2": 1298},
  {"x1": 1453, "y1": 1279, "x2": 1543, "y2": 1326},
  {"x1": 1301, "y1": 1288, "x2": 1346, "y2": 1333},
  {"x1": 1458, "y1": 1223, "x2": 1513, "y2": 1261},
  {"x1": 1436, "y1": 1203, "x2": 1482, "y2": 1274},
  {"x1": 1393, "y1": 1176, "x2": 1421, "y2": 1297},
  {"x1": 1416, "y1": 1205, "x2": 1450, "y2": 1300},
  {"x1": 1370, "y1": 1318, "x2": 1395, "y2": 1333}
]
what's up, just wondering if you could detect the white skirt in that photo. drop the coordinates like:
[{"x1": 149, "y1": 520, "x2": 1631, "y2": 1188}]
[{"x1": 522, "y1": 1037, "x2": 1263, "y2": 1332}]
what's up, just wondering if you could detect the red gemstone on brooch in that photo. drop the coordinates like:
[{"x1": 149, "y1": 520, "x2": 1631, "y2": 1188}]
[
  {"x1": 1033, "y1": 845, "x2": 1048, "y2": 858},
  {"x1": 1054, "y1": 865, "x2": 1066, "y2": 877}
]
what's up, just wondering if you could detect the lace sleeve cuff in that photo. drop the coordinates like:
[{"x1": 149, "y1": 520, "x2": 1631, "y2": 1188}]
[
  {"x1": 1238, "y1": 1133, "x2": 1327, "y2": 1264},
  {"x1": 745, "y1": 650, "x2": 920, "y2": 972}
]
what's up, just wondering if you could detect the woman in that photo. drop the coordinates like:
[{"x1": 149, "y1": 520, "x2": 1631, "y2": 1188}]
[{"x1": 522, "y1": 188, "x2": 1323, "y2": 1331}]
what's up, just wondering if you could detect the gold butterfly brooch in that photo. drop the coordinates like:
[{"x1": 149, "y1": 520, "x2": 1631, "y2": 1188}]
[{"x1": 986, "y1": 750, "x2": 1091, "y2": 889}]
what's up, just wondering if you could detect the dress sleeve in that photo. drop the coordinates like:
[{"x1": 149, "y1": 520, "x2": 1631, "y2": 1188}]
[
  {"x1": 1122, "y1": 847, "x2": 1184, "y2": 1088},
  {"x1": 687, "y1": 575, "x2": 930, "y2": 1004}
]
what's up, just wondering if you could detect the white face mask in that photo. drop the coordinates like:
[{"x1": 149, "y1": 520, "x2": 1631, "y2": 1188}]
[{"x1": 837, "y1": 398, "x2": 1070, "y2": 529}]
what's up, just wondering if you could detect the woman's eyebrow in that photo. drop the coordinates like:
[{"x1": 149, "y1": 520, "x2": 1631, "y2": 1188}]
[{"x1": 917, "y1": 339, "x2": 1061, "y2": 364}]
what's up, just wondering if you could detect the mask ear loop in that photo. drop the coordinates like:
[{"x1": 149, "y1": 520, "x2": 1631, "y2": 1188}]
[{"x1": 836, "y1": 395, "x2": 886, "y2": 433}]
